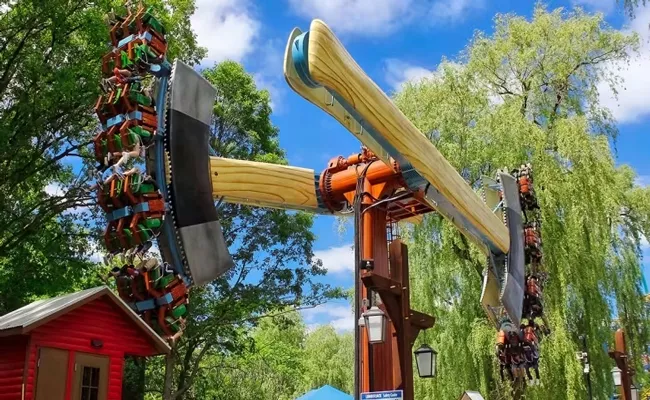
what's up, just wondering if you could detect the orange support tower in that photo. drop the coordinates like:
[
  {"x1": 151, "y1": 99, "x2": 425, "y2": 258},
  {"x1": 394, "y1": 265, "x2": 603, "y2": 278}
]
[
  {"x1": 321, "y1": 150, "x2": 435, "y2": 398},
  {"x1": 609, "y1": 329, "x2": 636, "y2": 400}
]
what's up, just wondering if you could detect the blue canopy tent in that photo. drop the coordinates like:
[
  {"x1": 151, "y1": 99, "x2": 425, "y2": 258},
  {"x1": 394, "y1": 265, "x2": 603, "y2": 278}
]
[{"x1": 296, "y1": 385, "x2": 353, "y2": 400}]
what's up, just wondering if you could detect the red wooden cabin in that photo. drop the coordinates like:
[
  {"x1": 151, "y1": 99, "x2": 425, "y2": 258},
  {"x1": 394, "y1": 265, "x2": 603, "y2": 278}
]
[{"x1": 0, "y1": 286, "x2": 170, "y2": 400}]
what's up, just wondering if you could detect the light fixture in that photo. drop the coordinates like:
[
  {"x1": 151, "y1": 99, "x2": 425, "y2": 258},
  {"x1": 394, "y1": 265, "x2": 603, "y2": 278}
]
[
  {"x1": 363, "y1": 305, "x2": 386, "y2": 344},
  {"x1": 630, "y1": 384, "x2": 639, "y2": 400},
  {"x1": 611, "y1": 366, "x2": 622, "y2": 387},
  {"x1": 414, "y1": 344, "x2": 437, "y2": 378}
]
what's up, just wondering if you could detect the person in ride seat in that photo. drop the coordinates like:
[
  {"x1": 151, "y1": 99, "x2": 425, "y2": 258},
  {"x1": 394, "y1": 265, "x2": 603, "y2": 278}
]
[{"x1": 101, "y1": 67, "x2": 141, "y2": 92}]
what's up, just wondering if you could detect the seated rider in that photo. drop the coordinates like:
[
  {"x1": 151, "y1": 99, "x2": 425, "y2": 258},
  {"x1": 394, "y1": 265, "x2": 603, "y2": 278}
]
[{"x1": 101, "y1": 67, "x2": 141, "y2": 92}]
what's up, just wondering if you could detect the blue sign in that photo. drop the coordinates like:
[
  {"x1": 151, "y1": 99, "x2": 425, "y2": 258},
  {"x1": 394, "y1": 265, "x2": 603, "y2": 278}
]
[{"x1": 361, "y1": 390, "x2": 404, "y2": 399}]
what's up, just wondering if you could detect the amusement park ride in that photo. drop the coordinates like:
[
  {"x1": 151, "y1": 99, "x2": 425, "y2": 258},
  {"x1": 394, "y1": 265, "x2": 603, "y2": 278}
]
[{"x1": 92, "y1": 4, "x2": 550, "y2": 398}]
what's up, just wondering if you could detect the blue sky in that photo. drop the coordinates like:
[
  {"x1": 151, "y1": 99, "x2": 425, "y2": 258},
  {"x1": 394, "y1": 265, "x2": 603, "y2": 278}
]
[{"x1": 185, "y1": 0, "x2": 650, "y2": 331}]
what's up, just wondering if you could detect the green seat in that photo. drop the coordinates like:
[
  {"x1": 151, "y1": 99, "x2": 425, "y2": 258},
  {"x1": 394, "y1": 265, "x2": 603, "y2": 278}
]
[
  {"x1": 145, "y1": 218, "x2": 161, "y2": 229},
  {"x1": 126, "y1": 126, "x2": 152, "y2": 147},
  {"x1": 164, "y1": 316, "x2": 181, "y2": 333},
  {"x1": 114, "y1": 178, "x2": 124, "y2": 196},
  {"x1": 139, "y1": 183, "x2": 155, "y2": 194},
  {"x1": 137, "y1": 224, "x2": 152, "y2": 241},
  {"x1": 134, "y1": 43, "x2": 157, "y2": 62},
  {"x1": 129, "y1": 90, "x2": 152, "y2": 107},
  {"x1": 123, "y1": 228, "x2": 135, "y2": 246},
  {"x1": 110, "y1": 132, "x2": 123, "y2": 152},
  {"x1": 130, "y1": 174, "x2": 154, "y2": 196},
  {"x1": 149, "y1": 266, "x2": 161, "y2": 282},
  {"x1": 112, "y1": 87, "x2": 123, "y2": 104},
  {"x1": 171, "y1": 304, "x2": 187, "y2": 319},
  {"x1": 143, "y1": 7, "x2": 166, "y2": 34},
  {"x1": 121, "y1": 50, "x2": 133, "y2": 68},
  {"x1": 158, "y1": 274, "x2": 175, "y2": 289}
]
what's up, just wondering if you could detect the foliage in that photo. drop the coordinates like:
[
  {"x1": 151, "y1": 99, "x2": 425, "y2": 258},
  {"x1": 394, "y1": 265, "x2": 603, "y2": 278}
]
[
  {"x1": 620, "y1": 0, "x2": 648, "y2": 17},
  {"x1": 150, "y1": 311, "x2": 354, "y2": 400},
  {"x1": 395, "y1": 6, "x2": 650, "y2": 399},
  {"x1": 300, "y1": 325, "x2": 354, "y2": 394},
  {"x1": 0, "y1": 0, "x2": 204, "y2": 312}
]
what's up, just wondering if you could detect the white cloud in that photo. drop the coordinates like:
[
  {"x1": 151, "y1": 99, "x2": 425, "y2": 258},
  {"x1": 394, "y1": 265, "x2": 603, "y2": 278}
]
[
  {"x1": 252, "y1": 40, "x2": 286, "y2": 111},
  {"x1": 384, "y1": 59, "x2": 433, "y2": 91},
  {"x1": 301, "y1": 302, "x2": 354, "y2": 332},
  {"x1": 430, "y1": 0, "x2": 486, "y2": 23},
  {"x1": 45, "y1": 182, "x2": 64, "y2": 196},
  {"x1": 383, "y1": 60, "x2": 469, "y2": 92},
  {"x1": 572, "y1": 0, "x2": 616, "y2": 14},
  {"x1": 88, "y1": 242, "x2": 103, "y2": 263},
  {"x1": 597, "y1": 7, "x2": 650, "y2": 124},
  {"x1": 44, "y1": 182, "x2": 92, "y2": 216},
  {"x1": 313, "y1": 244, "x2": 354, "y2": 274},
  {"x1": 191, "y1": 0, "x2": 260, "y2": 64},
  {"x1": 288, "y1": 0, "x2": 413, "y2": 36},
  {"x1": 287, "y1": 0, "x2": 483, "y2": 37},
  {"x1": 635, "y1": 175, "x2": 650, "y2": 187}
]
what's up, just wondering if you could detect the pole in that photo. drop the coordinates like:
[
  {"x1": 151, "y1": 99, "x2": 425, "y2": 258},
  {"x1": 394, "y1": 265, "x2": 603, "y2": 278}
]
[
  {"x1": 353, "y1": 173, "x2": 363, "y2": 400},
  {"x1": 580, "y1": 335, "x2": 593, "y2": 400},
  {"x1": 609, "y1": 329, "x2": 634, "y2": 400}
]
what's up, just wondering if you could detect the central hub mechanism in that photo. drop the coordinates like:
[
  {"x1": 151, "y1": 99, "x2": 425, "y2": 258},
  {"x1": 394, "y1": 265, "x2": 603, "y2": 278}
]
[{"x1": 318, "y1": 148, "x2": 434, "y2": 222}]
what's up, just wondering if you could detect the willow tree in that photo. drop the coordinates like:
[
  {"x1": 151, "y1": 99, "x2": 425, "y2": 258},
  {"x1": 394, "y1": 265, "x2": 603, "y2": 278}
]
[{"x1": 395, "y1": 6, "x2": 650, "y2": 399}]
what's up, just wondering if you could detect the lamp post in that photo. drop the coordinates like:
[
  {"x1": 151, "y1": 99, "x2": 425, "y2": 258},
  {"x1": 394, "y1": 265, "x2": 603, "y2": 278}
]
[
  {"x1": 612, "y1": 366, "x2": 623, "y2": 387},
  {"x1": 414, "y1": 344, "x2": 437, "y2": 379},
  {"x1": 363, "y1": 305, "x2": 387, "y2": 344},
  {"x1": 630, "y1": 384, "x2": 639, "y2": 400}
]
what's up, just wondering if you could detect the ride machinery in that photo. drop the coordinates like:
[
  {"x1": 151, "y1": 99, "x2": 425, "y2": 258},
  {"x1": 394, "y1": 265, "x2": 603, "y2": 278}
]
[
  {"x1": 93, "y1": 4, "x2": 233, "y2": 341},
  {"x1": 91, "y1": 4, "x2": 550, "y2": 397}
]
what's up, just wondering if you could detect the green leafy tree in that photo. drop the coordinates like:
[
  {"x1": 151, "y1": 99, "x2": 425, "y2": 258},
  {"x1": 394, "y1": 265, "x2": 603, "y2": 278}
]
[
  {"x1": 0, "y1": 0, "x2": 204, "y2": 312},
  {"x1": 393, "y1": 6, "x2": 650, "y2": 399},
  {"x1": 166, "y1": 311, "x2": 354, "y2": 400},
  {"x1": 299, "y1": 325, "x2": 354, "y2": 395}
]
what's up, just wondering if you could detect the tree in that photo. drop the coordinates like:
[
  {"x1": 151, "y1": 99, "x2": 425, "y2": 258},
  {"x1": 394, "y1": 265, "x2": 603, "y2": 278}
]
[
  {"x1": 299, "y1": 325, "x2": 354, "y2": 394},
  {"x1": 393, "y1": 6, "x2": 650, "y2": 399},
  {"x1": 620, "y1": 0, "x2": 648, "y2": 17},
  {"x1": 140, "y1": 61, "x2": 340, "y2": 400},
  {"x1": 0, "y1": 0, "x2": 204, "y2": 311},
  {"x1": 164, "y1": 311, "x2": 354, "y2": 400}
]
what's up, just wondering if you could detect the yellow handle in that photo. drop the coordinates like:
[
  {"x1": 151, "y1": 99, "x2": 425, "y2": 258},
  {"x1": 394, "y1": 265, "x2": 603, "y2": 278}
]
[{"x1": 304, "y1": 19, "x2": 509, "y2": 254}]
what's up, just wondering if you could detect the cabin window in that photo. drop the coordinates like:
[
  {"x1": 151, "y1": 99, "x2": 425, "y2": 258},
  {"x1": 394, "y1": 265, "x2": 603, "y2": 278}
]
[{"x1": 81, "y1": 366, "x2": 100, "y2": 400}]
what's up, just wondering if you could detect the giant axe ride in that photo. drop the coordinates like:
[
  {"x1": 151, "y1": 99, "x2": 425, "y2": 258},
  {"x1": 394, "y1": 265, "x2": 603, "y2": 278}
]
[{"x1": 93, "y1": 6, "x2": 544, "y2": 396}]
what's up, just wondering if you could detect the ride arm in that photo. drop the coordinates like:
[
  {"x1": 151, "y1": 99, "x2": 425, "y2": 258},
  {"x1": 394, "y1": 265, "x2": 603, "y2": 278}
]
[
  {"x1": 283, "y1": 28, "x2": 394, "y2": 171},
  {"x1": 208, "y1": 157, "x2": 328, "y2": 213},
  {"x1": 286, "y1": 20, "x2": 510, "y2": 255}
]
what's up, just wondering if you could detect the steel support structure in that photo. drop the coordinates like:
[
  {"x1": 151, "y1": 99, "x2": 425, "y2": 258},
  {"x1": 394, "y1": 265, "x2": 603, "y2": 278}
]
[{"x1": 322, "y1": 153, "x2": 435, "y2": 399}]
